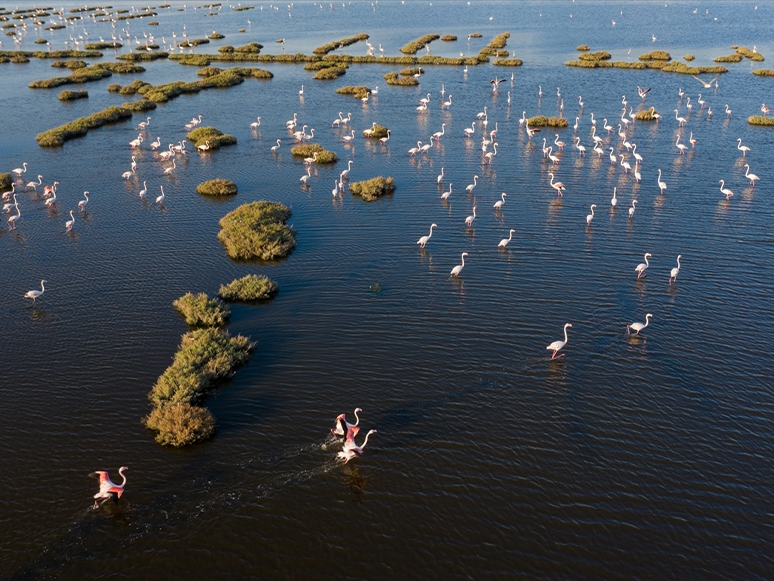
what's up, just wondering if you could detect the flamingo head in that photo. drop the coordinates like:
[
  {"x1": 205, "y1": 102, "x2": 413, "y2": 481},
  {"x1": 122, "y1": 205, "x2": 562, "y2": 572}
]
[{"x1": 354, "y1": 408, "x2": 362, "y2": 413}]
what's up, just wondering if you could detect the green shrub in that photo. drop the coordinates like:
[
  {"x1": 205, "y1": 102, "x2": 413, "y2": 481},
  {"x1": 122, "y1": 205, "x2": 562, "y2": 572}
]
[
  {"x1": 493, "y1": 58, "x2": 522, "y2": 66},
  {"x1": 178, "y1": 37, "x2": 209, "y2": 47},
  {"x1": 197, "y1": 178, "x2": 237, "y2": 196},
  {"x1": 179, "y1": 54, "x2": 211, "y2": 66},
  {"x1": 384, "y1": 71, "x2": 418, "y2": 85},
  {"x1": 145, "y1": 403, "x2": 216, "y2": 447},
  {"x1": 400, "y1": 66, "x2": 423, "y2": 76},
  {"x1": 313, "y1": 33, "x2": 368, "y2": 55},
  {"x1": 217, "y1": 201, "x2": 296, "y2": 261},
  {"x1": 122, "y1": 99, "x2": 157, "y2": 112},
  {"x1": 304, "y1": 60, "x2": 344, "y2": 71},
  {"x1": 116, "y1": 51, "x2": 168, "y2": 61},
  {"x1": 639, "y1": 50, "x2": 671, "y2": 61},
  {"x1": 51, "y1": 59, "x2": 87, "y2": 69},
  {"x1": 684, "y1": 54, "x2": 695, "y2": 61},
  {"x1": 441, "y1": 35, "x2": 457, "y2": 41},
  {"x1": 753, "y1": 69, "x2": 774, "y2": 77},
  {"x1": 29, "y1": 66, "x2": 111, "y2": 88},
  {"x1": 336, "y1": 85, "x2": 370, "y2": 99},
  {"x1": 92, "y1": 61, "x2": 145, "y2": 73},
  {"x1": 84, "y1": 41, "x2": 122, "y2": 49},
  {"x1": 527, "y1": 116, "x2": 568, "y2": 128},
  {"x1": 148, "y1": 20, "x2": 159, "y2": 25},
  {"x1": 186, "y1": 126, "x2": 237, "y2": 149},
  {"x1": 208, "y1": 31, "x2": 225, "y2": 39},
  {"x1": 290, "y1": 143, "x2": 337, "y2": 164},
  {"x1": 58, "y1": 89, "x2": 88, "y2": 100},
  {"x1": 736, "y1": 46, "x2": 764, "y2": 61},
  {"x1": 219, "y1": 274, "x2": 278, "y2": 302},
  {"x1": 11, "y1": 55, "x2": 29, "y2": 63},
  {"x1": 485, "y1": 31, "x2": 510, "y2": 50},
  {"x1": 748, "y1": 116, "x2": 774, "y2": 126},
  {"x1": 714, "y1": 53, "x2": 743, "y2": 63},
  {"x1": 661, "y1": 62, "x2": 727, "y2": 74},
  {"x1": 119, "y1": 79, "x2": 151, "y2": 94},
  {"x1": 468, "y1": 32, "x2": 482, "y2": 38},
  {"x1": 197, "y1": 65, "x2": 223, "y2": 77},
  {"x1": 400, "y1": 34, "x2": 440, "y2": 55},
  {"x1": 0, "y1": 173, "x2": 12, "y2": 191},
  {"x1": 364, "y1": 123, "x2": 389, "y2": 139},
  {"x1": 349, "y1": 176, "x2": 395, "y2": 201},
  {"x1": 577, "y1": 44, "x2": 590, "y2": 51},
  {"x1": 34, "y1": 37, "x2": 47, "y2": 44},
  {"x1": 313, "y1": 66, "x2": 346, "y2": 79},
  {"x1": 173, "y1": 292, "x2": 231, "y2": 327}
]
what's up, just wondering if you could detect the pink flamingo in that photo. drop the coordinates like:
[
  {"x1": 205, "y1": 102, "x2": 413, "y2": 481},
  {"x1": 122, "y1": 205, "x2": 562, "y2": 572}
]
[{"x1": 90, "y1": 466, "x2": 128, "y2": 507}]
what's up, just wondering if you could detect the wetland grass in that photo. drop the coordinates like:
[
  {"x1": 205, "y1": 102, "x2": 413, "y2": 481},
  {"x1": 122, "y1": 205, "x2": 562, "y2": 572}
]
[
  {"x1": 36, "y1": 105, "x2": 132, "y2": 146},
  {"x1": 752, "y1": 69, "x2": 774, "y2": 77},
  {"x1": 576, "y1": 44, "x2": 590, "y2": 51},
  {"x1": 747, "y1": 116, "x2": 774, "y2": 126},
  {"x1": 363, "y1": 123, "x2": 389, "y2": 139},
  {"x1": 400, "y1": 67, "x2": 423, "y2": 76},
  {"x1": 51, "y1": 59, "x2": 86, "y2": 68},
  {"x1": 0, "y1": 172, "x2": 11, "y2": 191},
  {"x1": 527, "y1": 116, "x2": 568, "y2": 128},
  {"x1": 290, "y1": 143, "x2": 337, "y2": 164},
  {"x1": 400, "y1": 34, "x2": 440, "y2": 55},
  {"x1": 441, "y1": 35, "x2": 457, "y2": 41},
  {"x1": 336, "y1": 85, "x2": 370, "y2": 99},
  {"x1": 493, "y1": 58, "x2": 522, "y2": 66},
  {"x1": 313, "y1": 66, "x2": 347, "y2": 80},
  {"x1": 217, "y1": 201, "x2": 296, "y2": 261},
  {"x1": 635, "y1": 108, "x2": 660, "y2": 121},
  {"x1": 208, "y1": 31, "x2": 225, "y2": 39},
  {"x1": 349, "y1": 176, "x2": 395, "y2": 201},
  {"x1": 639, "y1": 50, "x2": 671, "y2": 61},
  {"x1": 684, "y1": 54, "x2": 695, "y2": 61},
  {"x1": 219, "y1": 274, "x2": 278, "y2": 302},
  {"x1": 196, "y1": 178, "x2": 237, "y2": 196},
  {"x1": 173, "y1": 292, "x2": 230, "y2": 327},
  {"x1": 384, "y1": 71, "x2": 418, "y2": 86},
  {"x1": 313, "y1": 33, "x2": 368, "y2": 55}
]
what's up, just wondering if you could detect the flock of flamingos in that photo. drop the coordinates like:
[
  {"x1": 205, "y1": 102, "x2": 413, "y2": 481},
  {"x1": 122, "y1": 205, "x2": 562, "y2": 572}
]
[{"x1": 3, "y1": 55, "x2": 764, "y2": 504}]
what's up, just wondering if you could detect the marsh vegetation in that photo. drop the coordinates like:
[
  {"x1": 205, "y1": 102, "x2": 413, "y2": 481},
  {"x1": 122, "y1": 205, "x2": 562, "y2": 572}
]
[{"x1": 217, "y1": 201, "x2": 296, "y2": 261}]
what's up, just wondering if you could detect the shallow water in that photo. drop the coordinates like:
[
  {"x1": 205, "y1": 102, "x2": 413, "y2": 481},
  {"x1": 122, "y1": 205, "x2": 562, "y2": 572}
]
[{"x1": 1, "y1": 1, "x2": 773, "y2": 579}]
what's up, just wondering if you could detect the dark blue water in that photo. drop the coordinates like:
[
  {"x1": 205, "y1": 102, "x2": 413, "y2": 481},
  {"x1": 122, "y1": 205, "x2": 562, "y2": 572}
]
[{"x1": 1, "y1": 2, "x2": 773, "y2": 579}]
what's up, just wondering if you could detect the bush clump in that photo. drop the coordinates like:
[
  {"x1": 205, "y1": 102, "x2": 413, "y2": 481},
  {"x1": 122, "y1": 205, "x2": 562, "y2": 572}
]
[
  {"x1": 527, "y1": 116, "x2": 568, "y2": 128},
  {"x1": 304, "y1": 60, "x2": 345, "y2": 71},
  {"x1": 0, "y1": 172, "x2": 12, "y2": 191},
  {"x1": 384, "y1": 71, "x2": 418, "y2": 85},
  {"x1": 148, "y1": 20, "x2": 159, "y2": 25},
  {"x1": 736, "y1": 46, "x2": 764, "y2": 62},
  {"x1": 714, "y1": 53, "x2": 743, "y2": 63},
  {"x1": 753, "y1": 69, "x2": 774, "y2": 77},
  {"x1": 748, "y1": 116, "x2": 774, "y2": 126},
  {"x1": 186, "y1": 126, "x2": 237, "y2": 150},
  {"x1": 336, "y1": 85, "x2": 370, "y2": 99},
  {"x1": 197, "y1": 178, "x2": 237, "y2": 196},
  {"x1": 85, "y1": 41, "x2": 123, "y2": 49},
  {"x1": 219, "y1": 274, "x2": 278, "y2": 302},
  {"x1": 400, "y1": 34, "x2": 440, "y2": 55},
  {"x1": 34, "y1": 37, "x2": 47, "y2": 44},
  {"x1": 684, "y1": 54, "x2": 695, "y2": 61},
  {"x1": 51, "y1": 59, "x2": 87, "y2": 69},
  {"x1": 577, "y1": 44, "x2": 590, "y2": 51},
  {"x1": 441, "y1": 35, "x2": 457, "y2": 41},
  {"x1": 493, "y1": 58, "x2": 522, "y2": 66},
  {"x1": 313, "y1": 33, "x2": 368, "y2": 55},
  {"x1": 639, "y1": 50, "x2": 672, "y2": 61},
  {"x1": 208, "y1": 31, "x2": 225, "y2": 39},
  {"x1": 290, "y1": 143, "x2": 337, "y2": 164},
  {"x1": 11, "y1": 55, "x2": 30, "y2": 63},
  {"x1": 28, "y1": 66, "x2": 112, "y2": 88},
  {"x1": 350, "y1": 176, "x2": 395, "y2": 201},
  {"x1": 217, "y1": 201, "x2": 296, "y2": 261},
  {"x1": 579, "y1": 50, "x2": 611, "y2": 61},
  {"x1": 179, "y1": 54, "x2": 211, "y2": 66},
  {"x1": 661, "y1": 62, "x2": 727, "y2": 75},
  {"x1": 145, "y1": 403, "x2": 216, "y2": 448},
  {"x1": 313, "y1": 66, "x2": 346, "y2": 79},
  {"x1": 122, "y1": 99, "x2": 157, "y2": 112},
  {"x1": 364, "y1": 123, "x2": 389, "y2": 139},
  {"x1": 173, "y1": 292, "x2": 231, "y2": 327},
  {"x1": 36, "y1": 105, "x2": 131, "y2": 147},
  {"x1": 197, "y1": 65, "x2": 223, "y2": 77},
  {"x1": 58, "y1": 89, "x2": 88, "y2": 100},
  {"x1": 400, "y1": 66, "x2": 423, "y2": 76},
  {"x1": 468, "y1": 32, "x2": 482, "y2": 38},
  {"x1": 635, "y1": 108, "x2": 660, "y2": 121}
]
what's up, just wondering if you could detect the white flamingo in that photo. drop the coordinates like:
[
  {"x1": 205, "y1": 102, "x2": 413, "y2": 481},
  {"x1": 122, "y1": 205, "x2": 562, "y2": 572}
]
[
  {"x1": 450, "y1": 252, "x2": 468, "y2": 277},
  {"x1": 330, "y1": 409, "x2": 363, "y2": 437},
  {"x1": 629, "y1": 199, "x2": 637, "y2": 219},
  {"x1": 417, "y1": 223, "x2": 437, "y2": 248},
  {"x1": 498, "y1": 228, "x2": 515, "y2": 248},
  {"x1": 546, "y1": 323, "x2": 572, "y2": 359},
  {"x1": 65, "y1": 210, "x2": 75, "y2": 232},
  {"x1": 78, "y1": 191, "x2": 89, "y2": 211},
  {"x1": 465, "y1": 206, "x2": 477, "y2": 228},
  {"x1": 657, "y1": 169, "x2": 667, "y2": 194},
  {"x1": 669, "y1": 255, "x2": 682, "y2": 284},
  {"x1": 611, "y1": 187, "x2": 617, "y2": 207},
  {"x1": 156, "y1": 185, "x2": 165, "y2": 205},
  {"x1": 635, "y1": 252, "x2": 651, "y2": 279},
  {"x1": 586, "y1": 204, "x2": 596, "y2": 225},
  {"x1": 627, "y1": 313, "x2": 653, "y2": 335},
  {"x1": 90, "y1": 466, "x2": 129, "y2": 507},
  {"x1": 493, "y1": 192, "x2": 506, "y2": 210},
  {"x1": 26, "y1": 175, "x2": 43, "y2": 190}
]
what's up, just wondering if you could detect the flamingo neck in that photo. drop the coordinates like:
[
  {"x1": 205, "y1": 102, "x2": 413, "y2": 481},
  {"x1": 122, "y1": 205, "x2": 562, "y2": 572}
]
[{"x1": 563, "y1": 326, "x2": 569, "y2": 343}]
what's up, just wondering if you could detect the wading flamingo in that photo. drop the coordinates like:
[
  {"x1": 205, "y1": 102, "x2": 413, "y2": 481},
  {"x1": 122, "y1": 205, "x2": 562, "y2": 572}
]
[
  {"x1": 669, "y1": 255, "x2": 682, "y2": 284},
  {"x1": 635, "y1": 252, "x2": 651, "y2": 278},
  {"x1": 91, "y1": 466, "x2": 129, "y2": 507},
  {"x1": 331, "y1": 409, "x2": 362, "y2": 436},
  {"x1": 627, "y1": 313, "x2": 653, "y2": 335},
  {"x1": 586, "y1": 204, "x2": 596, "y2": 225},
  {"x1": 417, "y1": 223, "x2": 437, "y2": 248},
  {"x1": 450, "y1": 252, "x2": 468, "y2": 277},
  {"x1": 547, "y1": 323, "x2": 572, "y2": 359},
  {"x1": 24, "y1": 280, "x2": 46, "y2": 305},
  {"x1": 498, "y1": 229, "x2": 515, "y2": 248}
]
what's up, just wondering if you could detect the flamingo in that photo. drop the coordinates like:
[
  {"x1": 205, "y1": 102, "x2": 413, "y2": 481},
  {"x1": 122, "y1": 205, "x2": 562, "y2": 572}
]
[
  {"x1": 432, "y1": 123, "x2": 446, "y2": 141},
  {"x1": 689, "y1": 132, "x2": 697, "y2": 149},
  {"x1": 300, "y1": 167, "x2": 312, "y2": 186},
  {"x1": 548, "y1": 172, "x2": 565, "y2": 197},
  {"x1": 674, "y1": 109, "x2": 687, "y2": 127},
  {"x1": 725, "y1": 104, "x2": 732, "y2": 117},
  {"x1": 591, "y1": 126, "x2": 603, "y2": 146},
  {"x1": 338, "y1": 426, "x2": 377, "y2": 463},
  {"x1": 635, "y1": 252, "x2": 651, "y2": 278},
  {"x1": 477, "y1": 106, "x2": 488, "y2": 119},
  {"x1": 620, "y1": 156, "x2": 631, "y2": 173},
  {"x1": 697, "y1": 94, "x2": 706, "y2": 108},
  {"x1": 464, "y1": 123, "x2": 475, "y2": 137},
  {"x1": 603, "y1": 118, "x2": 614, "y2": 134},
  {"x1": 137, "y1": 116, "x2": 151, "y2": 130},
  {"x1": 627, "y1": 313, "x2": 653, "y2": 335},
  {"x1": 611, "y1": 187, "x2": 618, "y2": 207},
  {"x1": 676, "y1": 135, "x2": 688, "y2": 155},
  {"x1": 465, "y1": 175, "x2": 478, "y2": 194},
  {"x1": 586, "y1": 204, "x2": 596, "y2": 225},
  {"x1": 150, "y1": 136, "x2": 161, "y2": 150},
  {"x1": 304, "y1": 152, "x2": 319, "y2": 165},
  {"x1": 744, "y1": 164, "x2": 760, "y2": 186},
  {"x1": 7, "y1": 194, "x2": 19, "y2": 227},
  {"x1": 546, "y1": 323, "x2": 572, "y2": 360},
  {"x1": 669, "y1": 255, "x2": 682, "y2": 284},
  {"x1": 250, "y1": 116, "x2": 261, "y2": 129},
  {"x1": 719, "y1": 179, "x2": 734, "y2": 200},
  {"x1": 498, "y1": 229, "x2": 515, "y2": 248},
  {"x1": 634, "y1": 162, "x2": 641, "y2": 184},
  {"x1": 78, "y1": 191, "x2": 89, "y2": 211},
  {"x1": 632, "y1": 143, "x2": 643, "y2": 162},
  {"x1": 331, "y1": 409, "x2": 363, "y2": 437},
  {"x1": 2, "y1": 183, "x2": 16, "y2": 201},
  {"x1": 494, "y1": 192, "x2": 506, "y2": 210},
  {"x1": 608, "y1": 148, "x2": 617, "y2": 165},
  {"x1": 465, "y1": 206, "x2": 477, "y2": 228},
  {"x1": 43, "y1": 181, "x2": 58, "y2": 197},
  {"x1": 417, "y1": 223, "x2": 437, "y2": 248},
  {"x1": 91, "y1": 466, "x2": 129, "y2": 507},
  {"x1": 547, "y1": 146, "x2": 560, "y2": 165},
  {"x1": 484, "y1": 142, "x2": 498, "y2": 164},
  {"x1": 518, "y1": 111, "x2": 527, "y2": 127},
  {"x1": 761, "y1": 104, "x2": 770, "y2": 117},
  {"x1": 736, "y1": 138, "x2": 750, "y2": 157},
  {"x1": 437, "y1": 167, "x2": 445, "y2": 185},
  {"x1": 450, "y1": 252, "x2": 468, "y2": 277},
  {"x1": 197, "y1": 140, "x2": 210, "y2": 152},
  {"x1": 65, "y1": 209, "x2": 75, "y2": 232},
  {"x1": 270, "y1": 139, "x2": 281, "y2": 153},
  {"x1": 442, "y1": 95, "x2": 452, "y2": 110},
  {"x1": 408, "y1": 141, "x2": 421, "y2": 156},
  {"x1": 441, "y1": 183, "x2": 452, "y2": 201},
  {"x1": 24, "y1": 280, "x2": 46, "y2": 305},
  {"x1": 164, "y1": 159, "x2": 176, "y2": 175},
  {"x1": 657, "y1": 169, "x2": 667, "y2": 194},
  {"x1": 629, "y1": 199, "x2": 637, "y2": 220},
  {"x1": 45, "y1": 189, "x2": 57, "y2": 208},
  {"x1": 574, "y1": 138, "x2": 587, "y2": 156},
  {"x1": 139, "y1": 181, "x2": 147, "y2": 199},
  {"x1": 286, "y1": 113, "x2": 298, "y2": 128},
  {"x1": 363, "y1": 122, "x2": 377, "y2": 137},
  {"x1": 526, "y1": 121, "x2": 540, "y2": 139},
  {"x1": 26, "y1": 175, "x2": 43, "y2": 190},
  {"x1": 343, "y1": 130, "x2": 355, "y2": 143},
  {"x1": 379, "y1": 130, "x2": 391, "y2": 144},
  {"x1": 339, "y1": 160, "x2": 354, "y2": 181},
  {"x1": 637, "y1": 86, "x2": 651, "y2": 100},
  {"x1": 554, "y1": 134, "x2": 565, "y2": 150},
  {"x1": 332, "y1": 180, "x2": 339, "y2": 198},
  {"x1": 298, "y1": 84, "x2": 304, "y2": 96},
  {"x1": 331, "y1": 112, "x2": 344, "y2": 127},
  {"x1": 12, "y1": 162, "x2": 28, "y2": 177},
  {"x1": 156, "y1": 185, "x2": 165, "y2": 205},
  {"x1": 590, "y1": 112, "x2": 597, "y2": 127}
]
